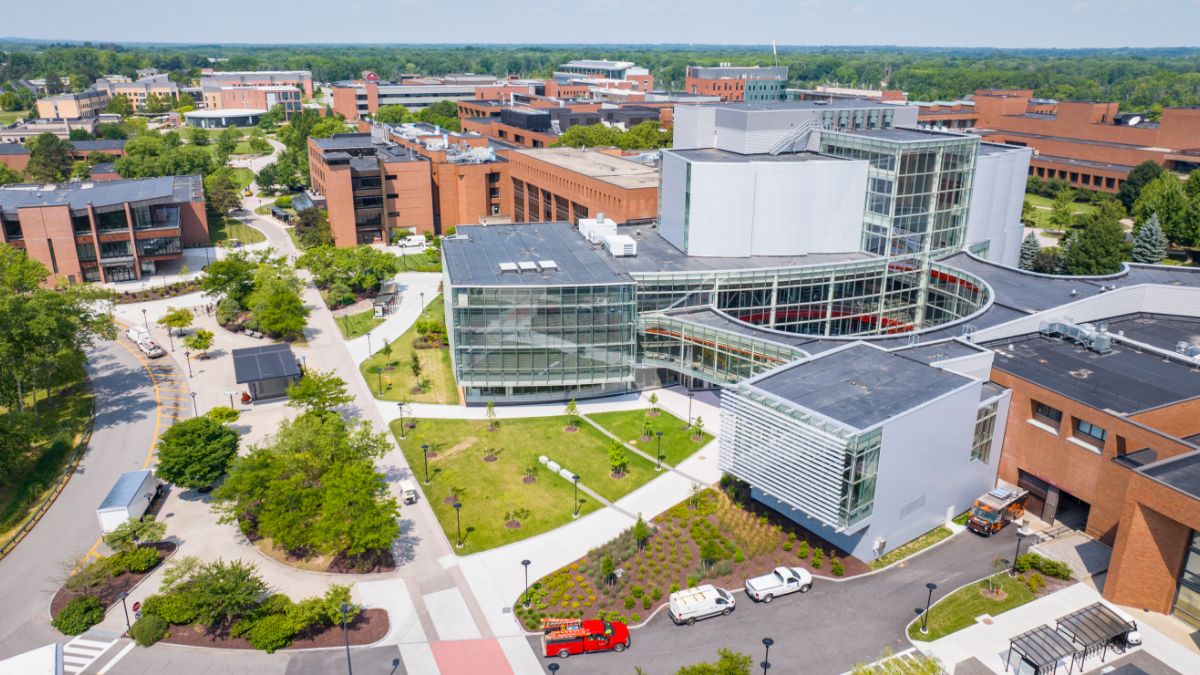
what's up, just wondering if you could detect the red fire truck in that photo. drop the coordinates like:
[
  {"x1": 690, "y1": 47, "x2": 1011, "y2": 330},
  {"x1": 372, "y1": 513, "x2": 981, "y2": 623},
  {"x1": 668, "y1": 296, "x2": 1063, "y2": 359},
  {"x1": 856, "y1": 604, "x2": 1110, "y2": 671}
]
[{"x1": 540, "y1": 617, "x2": 630, "y2": 658}]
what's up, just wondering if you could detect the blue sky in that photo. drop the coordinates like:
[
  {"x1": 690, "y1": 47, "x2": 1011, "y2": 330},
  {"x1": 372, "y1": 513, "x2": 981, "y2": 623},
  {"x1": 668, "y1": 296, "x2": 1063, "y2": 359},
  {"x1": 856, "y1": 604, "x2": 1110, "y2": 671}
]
[{"x1": 5, "y1": 0, "x2": 1199, "y2": 47}]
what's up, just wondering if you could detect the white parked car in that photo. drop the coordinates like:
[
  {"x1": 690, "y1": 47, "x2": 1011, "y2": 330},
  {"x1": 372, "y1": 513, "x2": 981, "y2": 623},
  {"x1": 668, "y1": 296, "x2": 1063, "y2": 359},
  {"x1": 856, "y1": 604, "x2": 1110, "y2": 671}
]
[
  {"x1": 125, "y1": 327, "x2": 165, "y2": 358},
  {"x1": 668, "y1": 584, "x2": 736, "y2": 626},
  {"x1": 744, "y1": 566, "x2": 813, "y2": 603}
]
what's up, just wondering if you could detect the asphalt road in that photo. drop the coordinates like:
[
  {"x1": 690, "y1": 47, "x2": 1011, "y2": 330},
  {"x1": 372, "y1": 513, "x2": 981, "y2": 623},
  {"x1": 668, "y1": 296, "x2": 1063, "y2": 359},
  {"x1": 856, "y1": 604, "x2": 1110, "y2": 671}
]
[
  {"x1": 0, "y1": 339, "x2": 162, "y2": 657},
  {"x1": 527, "y1": 528, "x2": 1017, "y2": 675}
]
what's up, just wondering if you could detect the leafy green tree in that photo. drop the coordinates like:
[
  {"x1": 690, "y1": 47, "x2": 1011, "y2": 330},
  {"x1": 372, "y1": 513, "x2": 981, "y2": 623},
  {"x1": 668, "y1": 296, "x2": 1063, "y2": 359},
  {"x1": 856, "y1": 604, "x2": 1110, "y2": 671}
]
[
  {"x1": 25, "y1": 133, "x2": 75, "y2": 182},
  {"x1": 296, "y1": 245, "x2": 401, "y2": 291},
  {"x1": 104, "y1": 516, "x2": 167, "y2": 553},
  {"x1": 633, "y1": 514, "x2": 651, "y2": 549},
  {"x1": 600, "y1": 552, "x2": 615, "y2": 585},
  {"x1": 155, "y1": 415, "x2": 240, "y2": 489},
  {"x1": 178, "y1": 559, "x2": 268, "y2": 629},
  {"x1": 143, "y1": 93, "x2": 171, "y2": 114},
  {"x1": 247, "y1": 265, "x2": 307, "y2": 338},
  {"x1": 675, "y1": 649, "x2": 753, "y2": 675},
  {"x1": 647, "y1": 392, "x2": 659, "y2": 416},
  {"x1": 183, "y1": 328, "x2": 214, "y2": 357},
  {"x1": 1131, "y1": 213, "x2": 1168, "y2": 264},
  {"x1": 609, "y1": 439, "x2": 629, "y2": 476},
  {"x1": 204, "y1": 167, "x2": 242, "y2": 216},
  {"x1": 1118, "y1": 160, "x2": 1165, "y2": 213},
  {"x1": 1063, "y1": 214, "x2": 1128, "y2": 276},
  {"x1": 312, "y1": 460, "x2": 399, "y2": 558},
  {"x1": 189, "y1": 127, "x2": 211, "y2": 146},
  {"x1": 1134, "y1": 173, "x2": 1191, "y2": 246},
  {"x1": 294, "y1": 208, "x2": 334, "y2": 249},
  {"x1": 287, "y1": 370, "x2": 352, "y2": 412},
  {"x1": 1185, "y1": 170, "x2": 1200, "y2": 201},
  {"x1": 1048, "y1": 189, "x2": 1074, "y2": 231},
  {"x1": 199, "y1": 251, "x2": 259, "y2": 303},
  {"x1": 554, "y1": 123, "x2": 625, "y2": 149},
  {"x1": 374, "y1": 105, "x2": 411, "y2": 124},
  {"x1": 409, "y1": 350, "x2": 422, "y2": 379},
  {"x1": 485, "y1": 400, "x2": 497, "y2": 431},
  {"x1": 173, "y1": 92, "x2": 197, "y2": 112},
  {"x1": 1018, "y1": 232, "x2": 1040, "y2": 271},
  {"x1": 564, "y1": 399, "x2": 579, "y2": 429},
  {"x1": 0, "y1": 163, "x2": 22, "y2": 186},
  {"x1": 157, "y1": 306, "x2": 194, "y2": 336},
  {"x1": 105, "y1": 94, "x2": 133, "y2": 116}
]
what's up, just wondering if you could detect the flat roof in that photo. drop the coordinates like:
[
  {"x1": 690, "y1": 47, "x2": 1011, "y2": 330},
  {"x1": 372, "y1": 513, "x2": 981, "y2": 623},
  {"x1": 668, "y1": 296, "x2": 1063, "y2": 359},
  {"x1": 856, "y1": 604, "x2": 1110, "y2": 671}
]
[
  {"x1": 837, "y1": 126, "x2": 977, "y2": 143},
  {"x1": 984, "y1": 330, "x2": 1200, "y2": 414},
  {"x1": 443, "y1": 222, "x2": 635, "y2": 287},
  {"x1": 611, "y1": 225, "x2": 870, "y2": 276},
  {"x1": 0, "y1": 144, "x2": 29, "y2": 155},
  {"x1": 0, "y1": 175, "x2": 200, "y2": 212},
  {"x1": 700, "y1": 100, "x2": 900, "y2": 113},
  {"x1": 70, "y1": 139, "x2": 126, "y2": 151},
  {"x1": 669, "y1": 148, "x2": 841, "y2": 164},
  {"x1": 1030, "y1": 153, "x2": 1135, "y2": 173},
  {"x1": 1103, "y1": 314, "x2": 1200, "y2": 351},
  {"x1": 1140, "y1": 452, "x2": 1200, "y2": 500},
  {"x1": 232, "y1": 344, "x2": 301, "y2": 384},
  {"x1": 184, "y1": 108, "x2": 265, "y2": 118},
  {"x1": 311, "y1": 133, "x2": 374, "y2": 151},
  {"x1": 512, "y1": 148, "x2": 658, "y2": 190},
  {"x1": 750, "y1": 343, "x2": 973, "y2": 430},
  {"x1": 894, "y1": 339, "x2": 987, "y2": 364},
  {"x1": 98, "y1": 469, "x2": 154, "y2": 511}
]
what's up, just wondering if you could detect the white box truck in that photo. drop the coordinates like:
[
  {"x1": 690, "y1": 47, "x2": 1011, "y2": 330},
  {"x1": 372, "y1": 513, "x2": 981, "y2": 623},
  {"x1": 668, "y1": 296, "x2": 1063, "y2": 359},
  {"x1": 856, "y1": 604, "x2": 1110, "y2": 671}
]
[
  {"x1": 399, "y1": 480, "x2": 418, "y2": 505},
  {"x1": 668, "y1": 584, "x2": 736, "y2": 626},
  {"x1": 96, "y1": 469, "x2": 159, "y2": 534}
]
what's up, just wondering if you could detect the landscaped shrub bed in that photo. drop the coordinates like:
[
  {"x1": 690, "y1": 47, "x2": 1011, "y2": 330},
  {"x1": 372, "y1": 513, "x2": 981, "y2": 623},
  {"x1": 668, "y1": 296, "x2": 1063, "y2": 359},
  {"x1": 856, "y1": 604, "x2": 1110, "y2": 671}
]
[
  {"x1": 513, "y1": 486, "x2": 867, "y2": 630},
  {"x1": 114, "y1": 281, "x2": 202, "y2": 304},
  {"x1": 50, "y1": 542, "x2": 176, "y2": 632}
]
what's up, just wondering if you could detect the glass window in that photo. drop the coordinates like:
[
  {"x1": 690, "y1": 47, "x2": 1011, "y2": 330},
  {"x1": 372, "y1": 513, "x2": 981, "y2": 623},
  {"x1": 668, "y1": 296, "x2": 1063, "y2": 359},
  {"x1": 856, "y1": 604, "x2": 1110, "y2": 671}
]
[
  {"x1": 1033, "y1": 401, "x2": 1063, "y2": 424},
  {"x1": 1074, "y1": 419, "x2": 1107, "y2": 445},
  {"x1": 972, "y1": 402, "x2": 998, "y2": 463}
]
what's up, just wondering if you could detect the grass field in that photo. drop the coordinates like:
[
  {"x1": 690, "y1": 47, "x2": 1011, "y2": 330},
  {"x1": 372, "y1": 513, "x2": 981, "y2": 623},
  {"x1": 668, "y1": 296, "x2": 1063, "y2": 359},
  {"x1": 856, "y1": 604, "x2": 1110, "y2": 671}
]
[
  {"x1": 229, "y1": 167, "x2": 255, "y2": 189},
  {"x1": 869, "y1": 525, "x2": 953, "y2": 570},
  {"x1": 360, "y1": 296, "x2": 458, "y2": 404},
  {"x1": 584, "y1": 409, "x2": 713, "y2": 467},
  {"x1": 0, "y1": 111, "x2": 27, "y2": 125},
  {"x1": 209, "y1": 218, "x2": 266, "y2": 245},
  {"x1": 0, "y1": 383, "x2": 94, "y2": 538},
  {"x1": 392, "y1": 415, "x2": 658, "y2": 553},
  {"x1": 908, "y1": 574, "x2": 1036, "y2": 641},
  {"x1": 1025, "y1": 193, "x2": 1099, "y2": 230},
  {"x1": 335, "y1": 309, "x2": 384, "y2": 340}
]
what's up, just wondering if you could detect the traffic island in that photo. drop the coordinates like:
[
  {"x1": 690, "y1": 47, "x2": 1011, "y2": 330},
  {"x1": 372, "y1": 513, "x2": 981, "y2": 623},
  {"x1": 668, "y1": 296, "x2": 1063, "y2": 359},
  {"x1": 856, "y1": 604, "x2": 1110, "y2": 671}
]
[{"x1": 160, "y1": 608, "x2": 389, "y2": 651}]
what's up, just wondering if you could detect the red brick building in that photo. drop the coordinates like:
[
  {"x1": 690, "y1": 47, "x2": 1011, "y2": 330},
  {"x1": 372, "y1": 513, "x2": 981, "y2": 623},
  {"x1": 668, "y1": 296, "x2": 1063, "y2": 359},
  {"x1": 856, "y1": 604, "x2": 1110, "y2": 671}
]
[
  {"x1": 0, "y1": 175, "x2": 208, "y2": 284},
  {"x1": 981, "y1": 312, "x2": 1200, "y2": 627},
  {"x1": 504, "y1": 147, "x2": 658, "y2": 225}
]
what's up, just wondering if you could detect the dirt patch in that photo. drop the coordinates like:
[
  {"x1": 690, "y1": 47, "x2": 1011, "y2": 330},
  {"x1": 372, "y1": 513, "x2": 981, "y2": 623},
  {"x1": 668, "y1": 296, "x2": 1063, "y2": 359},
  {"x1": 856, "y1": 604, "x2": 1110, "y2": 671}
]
[
  {"x1": 161, "y1": 608, "x2": 388, "y2": 651},
  {"x1": 522, "y1": 476, "x2": 536, "y2": 484},
  {"x1": 435, "y1": 437, "x2": 477, "y2": 462},
  {"x1": 505, "y1": 521, "x2": 522, "y2": 529},
  {"x1": 50, "y1": 542, "x2": 176, "y2": 618},
  {"x1": 443, "y1": 496, "x2": 459, "y2": 505},
  {"x1": 980, "y1": 588, "x2": 1008, "y2": 601},
  {"x1": 252, "y1": 537, "x2": 394, "y2": 574},
  {"x1": 563, "y1": 426, "x2": 578, "y2": 433},
  {"x1": 483, "y1": 455, "x2": 498, "y2": 463},
  {"x1": 610, "y1": 472, "x2": 627, "y2": 480}
]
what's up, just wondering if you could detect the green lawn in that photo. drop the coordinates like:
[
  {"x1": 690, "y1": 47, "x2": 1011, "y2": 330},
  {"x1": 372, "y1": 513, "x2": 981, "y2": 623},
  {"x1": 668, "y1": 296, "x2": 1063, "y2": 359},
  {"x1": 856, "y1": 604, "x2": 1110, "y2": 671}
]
[
  {"x1": 359, "y1": 296, "x2": 458, "y2": 404},
  {"x1": 335, "y1": 308, "x2": 384, "y2": 340},
  {"x1": 0, "y1": 111, "x2": 27, "y2": 125},
  {"x1": 392, "y1": 417, "x2": 639, "y2": 553},
  {"x1": 397, "y1": 250, "x2": 442, "y2": 273},
  {"x1": 209, "y1": 218, "x2": 266, "y2": 245},
  {"x1": 0, "y1": 383, "x2": 94, "y2": 537},
  {"x1": 908, "y1": 574, "x2": 1036, "y2": 641},
  {"x1": 869, "y1": 525, "x2": 953, "y2": 570},
  {"x1": 232, "y1": 140, "x2": 270, "y2": 156},
  {"x1": 229, "y1": 167, "x2": 255, "y2": 189},
  {"x1": 1025, "y1": 193, "x2": 1099, "y2": 230},
  {"x1": 585, "y1": 409, "x2": 713, "y2": 467}
]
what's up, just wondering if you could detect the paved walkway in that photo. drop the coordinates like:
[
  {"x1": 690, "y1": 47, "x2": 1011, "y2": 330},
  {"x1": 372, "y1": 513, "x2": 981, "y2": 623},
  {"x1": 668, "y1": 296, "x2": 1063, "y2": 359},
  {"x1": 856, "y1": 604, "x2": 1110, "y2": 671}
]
[{"x1": 920, "y1": 583, "x2": 1200, "y2": 674}]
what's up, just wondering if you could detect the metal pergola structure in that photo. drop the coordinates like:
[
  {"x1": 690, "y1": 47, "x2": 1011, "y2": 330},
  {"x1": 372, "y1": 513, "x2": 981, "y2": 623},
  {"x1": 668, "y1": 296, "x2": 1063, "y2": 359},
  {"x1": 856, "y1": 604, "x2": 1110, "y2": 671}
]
[
  {"x1": 1055, "y1": 603, "x2": 1135, "y2": 672},
  {"x1": 1006, "y1": 625, "x2": 1078, "y2": 675}
]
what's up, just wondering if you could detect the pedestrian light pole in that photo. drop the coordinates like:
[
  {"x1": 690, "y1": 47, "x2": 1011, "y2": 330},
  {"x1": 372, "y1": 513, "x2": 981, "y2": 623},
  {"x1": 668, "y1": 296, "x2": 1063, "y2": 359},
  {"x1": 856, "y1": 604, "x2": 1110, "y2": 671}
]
[
  {"x1": 189, "y1": 391, "x2": 198, "y2": 416},
  {"x1": 118, "y1": 591, "x2": 131, "y2": 631},
  {"x1": 184, "y1": 350, "x2": 193, "y2": 377},
  {"x1": 656, "y1": 431, "x2": 664, "y2": 471},
  {"x1": 1011, "y1": 521, "x2": 1028, "y2": 574},
  {"x1": 572, "y1": 475, "x2": 581, "y2": 518},
  {"x1": 422, "y1": 444, "x2": 430, "y2": 485},
  {"x1": 453, "y1": 502, "x2": 463, "y2": 548},
  {"x1": 339, "y1": 602, "x2": 354, "y2": 675},
  {"x1": 761, "y1": 637, "x2": 774, "y2": 675},
  {"x1": 522, "y1": 559, "x2": 532, "y2": 608},
  {"x1": 920, "y1": 582, "x2": 938, "y2": 635}
]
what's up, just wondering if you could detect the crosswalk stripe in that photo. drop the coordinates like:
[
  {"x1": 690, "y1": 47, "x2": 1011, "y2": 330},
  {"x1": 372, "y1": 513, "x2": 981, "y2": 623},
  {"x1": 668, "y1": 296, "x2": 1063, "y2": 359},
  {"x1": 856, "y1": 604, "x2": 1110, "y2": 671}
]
[
  {"x1": 65, "y1": 646, "x2": 103, "y2": 656},
  {"x1": 97, "y1": 642, "x2": 136, "y2": 674},
  {"x1": 68, "y1": 638, "x2": 111, "y2": 649}
]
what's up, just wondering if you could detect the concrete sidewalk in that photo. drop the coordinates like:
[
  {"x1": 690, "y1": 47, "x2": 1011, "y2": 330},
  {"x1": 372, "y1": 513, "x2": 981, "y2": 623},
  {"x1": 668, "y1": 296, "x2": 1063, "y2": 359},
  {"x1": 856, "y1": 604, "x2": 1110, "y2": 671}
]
[{"x1": 919, "y1": 583, "x2": 1200, "y2": 673}]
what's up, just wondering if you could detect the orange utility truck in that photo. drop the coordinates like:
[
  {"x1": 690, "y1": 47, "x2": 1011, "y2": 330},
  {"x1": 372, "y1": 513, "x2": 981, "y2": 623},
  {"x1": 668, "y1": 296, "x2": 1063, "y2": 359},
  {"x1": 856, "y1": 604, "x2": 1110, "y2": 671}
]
[{"x1": 967, "y1": 486, "x2": 1028, "y2": 536}]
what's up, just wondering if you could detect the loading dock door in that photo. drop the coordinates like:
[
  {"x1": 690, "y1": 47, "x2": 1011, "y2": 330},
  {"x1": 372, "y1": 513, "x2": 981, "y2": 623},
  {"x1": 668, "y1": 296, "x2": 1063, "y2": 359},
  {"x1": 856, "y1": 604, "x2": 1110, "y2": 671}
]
[{"x1": 1018, "y1": 469, "x2": 1050, "y2": 520}]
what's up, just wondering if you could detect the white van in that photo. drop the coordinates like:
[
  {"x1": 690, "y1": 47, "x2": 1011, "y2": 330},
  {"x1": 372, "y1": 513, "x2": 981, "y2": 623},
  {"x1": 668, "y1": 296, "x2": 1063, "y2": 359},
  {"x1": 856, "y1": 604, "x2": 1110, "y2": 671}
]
[
  {"x1": 125, "y1": 327, "x2": 165, "y2": 358},
  {"x1": 399, "y1": 480, "x2": 418, "y2": 505},
  {"x1": 668, "y1": 584, "x2": 735, "y2": 626}
]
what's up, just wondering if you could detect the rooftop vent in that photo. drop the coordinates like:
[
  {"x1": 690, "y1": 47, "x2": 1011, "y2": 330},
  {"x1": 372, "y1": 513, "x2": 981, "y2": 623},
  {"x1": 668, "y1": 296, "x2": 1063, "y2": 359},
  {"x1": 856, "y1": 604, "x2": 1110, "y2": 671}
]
[
  {"x1": 537, "y1": 260, "x2": 558, "y2": 271},
  {"x1": 498, "y1": 262, "x2": 519, "y2": 273},
  {"x1": 518, "y1": 261, "x2": 539, "y2": 272}
]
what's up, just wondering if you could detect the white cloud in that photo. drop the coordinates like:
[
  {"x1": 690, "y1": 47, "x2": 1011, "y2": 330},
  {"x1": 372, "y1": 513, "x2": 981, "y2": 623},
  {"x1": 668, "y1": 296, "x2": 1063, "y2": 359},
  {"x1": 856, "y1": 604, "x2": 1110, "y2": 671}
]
[{"x1": 1072, "y1": 2, "x2": 1090, "y2": 12}]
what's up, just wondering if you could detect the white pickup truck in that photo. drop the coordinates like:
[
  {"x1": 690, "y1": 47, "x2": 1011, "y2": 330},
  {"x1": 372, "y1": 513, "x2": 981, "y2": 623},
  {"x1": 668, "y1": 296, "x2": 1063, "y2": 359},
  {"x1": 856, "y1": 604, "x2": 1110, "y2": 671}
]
[
  {"x1": 744, "y1": 566, "x2": 813, "y2": 603},
  {"x1": 125, "y1": 327, "x2": 166, "y2": 358}
]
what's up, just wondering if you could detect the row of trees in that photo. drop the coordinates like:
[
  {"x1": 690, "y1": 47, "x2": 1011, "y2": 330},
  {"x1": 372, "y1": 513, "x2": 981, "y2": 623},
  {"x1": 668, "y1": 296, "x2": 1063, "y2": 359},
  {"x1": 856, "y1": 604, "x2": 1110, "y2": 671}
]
[
  {"x1": 0, "y1": 246, "x2": 114, "y2": 484},
  {"x1": 296, "y1": 245, "x2": 402, "y2": 297},
  {"x1": 256, "y1": 108, "x2": 350, "y2": 193},
  {"x1": 8, "y1": 44, "x2": 1200, "y2": 110},
  {"x1": 555, "y1": 120, "x2": 672, "y2": 151},
  {"x1": 373, "y1": 100, "x2": 462, "y2": 131}
]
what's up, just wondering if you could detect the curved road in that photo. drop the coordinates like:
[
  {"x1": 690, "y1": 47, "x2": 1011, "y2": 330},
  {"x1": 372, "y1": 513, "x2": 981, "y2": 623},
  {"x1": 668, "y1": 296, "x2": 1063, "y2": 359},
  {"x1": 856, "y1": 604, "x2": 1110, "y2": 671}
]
[{"x1": 0, "y1": 338, "x2": 168, "y2": 655}]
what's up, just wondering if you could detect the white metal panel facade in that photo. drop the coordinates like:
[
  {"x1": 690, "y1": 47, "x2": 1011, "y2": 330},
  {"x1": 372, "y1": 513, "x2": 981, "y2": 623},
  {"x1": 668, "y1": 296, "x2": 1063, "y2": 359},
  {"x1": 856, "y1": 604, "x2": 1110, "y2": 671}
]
[
  {"x1": 658, "y1": 151, "x2": 689, "y2": 252},
  {"x1": 964, "y1": 146, "x2": 1032, "y2": 267},
  {"x1": 749, "y1": 160, "x2": 867, "y2": 256}
]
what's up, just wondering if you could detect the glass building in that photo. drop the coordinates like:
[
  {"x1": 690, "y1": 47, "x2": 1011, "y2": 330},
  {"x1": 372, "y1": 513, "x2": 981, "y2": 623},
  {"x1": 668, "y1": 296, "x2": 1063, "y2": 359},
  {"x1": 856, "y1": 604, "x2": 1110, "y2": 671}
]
[{"x1": 442, "y1": 223, "x2": 638, "y2": 404}]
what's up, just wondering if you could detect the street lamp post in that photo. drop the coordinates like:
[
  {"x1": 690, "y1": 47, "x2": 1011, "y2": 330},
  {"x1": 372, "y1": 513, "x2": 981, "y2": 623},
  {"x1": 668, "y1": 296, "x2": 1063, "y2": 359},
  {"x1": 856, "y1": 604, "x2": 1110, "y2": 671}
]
[
  {"x1": 548, "y1": 664, "x2": 560, "y2": 674},
  {"x1": 189, "y1": 391, "x2": 198, "y2": 416},
  {"x1": 684, "y1": 392, "x2": 695, "y2": 430},
  {"x1": 118, "y1": 591, "x2": 131, "y2": 631},
  {"x1": 572, "y1": 474, "x2": 580, "y2": 518},
  {"x1": 141, "y1": 308, "x2": 148, "y2": 331},
  {"x1": 339, "y1": 602, "x2": 354, "y2": 675},
  {"x1": 522, "y1": 559, "x2": 532, "y2": 608},
  {"x1": 920, "y1": 582, "x2": 938, "y2": 635},
  {"x1": 655, "y1": 431, "x2": 663, "y2": 471},
  {"x1": 420, "y1": 291, "x2": 425, "y2": 309},
  {"x1": 366, "y1": 331, "x2": 372, "y2": 356},
  {"x1": 184, "y1": 350, "x2": 193, "y2": 378},
  {"x1": 453, "y1": 502, "x2": 463, "y2": 548},
  {"x1": 422, "y1": 444, "x2": 430, "y2": 485},
  {"x1": 397, "y1": 401, "x2": 407, "y2": 438},
  {"x1": 1011, "y1": 521, "x2": 1028, "y2": 575},
  {"x1": 761, "y1": 637, "x2": 774, "y2": 675},
  {"x1": 166, "y1": 328, "x2": 174, "y2": 352}
]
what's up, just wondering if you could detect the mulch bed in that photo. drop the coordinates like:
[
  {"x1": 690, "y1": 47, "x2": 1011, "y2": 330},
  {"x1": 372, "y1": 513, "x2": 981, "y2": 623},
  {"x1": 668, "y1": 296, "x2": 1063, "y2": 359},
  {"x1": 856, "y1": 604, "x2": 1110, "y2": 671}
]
[
  {"x1": 114, "y1": 283, "x2": 202, "y2": 305},
  {"x1": 326, "y1": 550, "x2": 396, "y2": 574},
  {"x1": 50, "y1": 542, "x2": 177, "y2": 617},
  {"x1": 161, "y1": 608, "x2": 389, "y2": 650}
]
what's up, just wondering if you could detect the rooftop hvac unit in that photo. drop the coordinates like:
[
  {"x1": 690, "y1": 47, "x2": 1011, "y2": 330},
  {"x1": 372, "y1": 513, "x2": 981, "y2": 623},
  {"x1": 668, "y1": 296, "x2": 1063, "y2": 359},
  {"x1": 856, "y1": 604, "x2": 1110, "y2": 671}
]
[
  {"x1": 580, "y1": 215, "x2": 617, "y2": 244},
  {"x1": 605, "y1": 234, "x2": 637, "y2": 257},
  {"x1": 518, "y1": 261, "x2": 539, "y2": 272}
]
